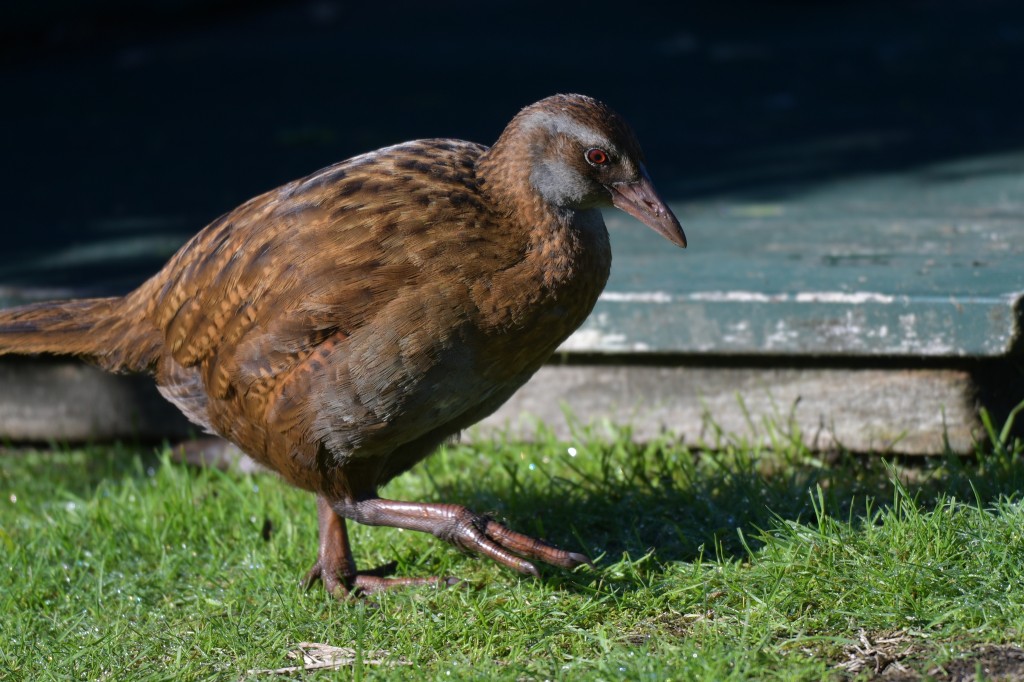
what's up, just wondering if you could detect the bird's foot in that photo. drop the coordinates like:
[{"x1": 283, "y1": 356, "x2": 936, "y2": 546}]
[
  {"x1": 349, "y1": 499, "x2": 593, "y2": 577},
  {"x1": 303, "y1": 558, "x2": 458, "y2": 598},
  {"x1": 307, "y1": 495, "x2": 456, "y2": 598}
]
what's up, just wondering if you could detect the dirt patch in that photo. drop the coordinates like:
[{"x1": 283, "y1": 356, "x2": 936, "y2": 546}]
[
  {"x1": 931, "y1": 645, "x2": 1024, "y2": 682},
  {"x1": 835, "y1": 632, "x2": 1024, "y2": 681}
]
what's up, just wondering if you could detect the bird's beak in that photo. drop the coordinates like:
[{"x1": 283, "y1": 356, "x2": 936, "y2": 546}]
[{"x1": 608, "y1": 166, "x2": 687, "y2": 248}]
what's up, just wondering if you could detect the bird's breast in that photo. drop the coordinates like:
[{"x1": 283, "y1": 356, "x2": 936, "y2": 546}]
[{"x1": 467, "y1": 207, "x2": 611, "y2": 382}]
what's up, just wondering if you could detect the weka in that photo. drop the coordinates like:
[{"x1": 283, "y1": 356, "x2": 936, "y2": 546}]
[{"x1": 0, "y1": 94, "x2": 685, "y2": 595}]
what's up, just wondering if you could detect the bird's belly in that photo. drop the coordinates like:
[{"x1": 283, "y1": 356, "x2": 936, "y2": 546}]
[{"x1": 308, "y1": 335, "x2": 531, "y2": 462}]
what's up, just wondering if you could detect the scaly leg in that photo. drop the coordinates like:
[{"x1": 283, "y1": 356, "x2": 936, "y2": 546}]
[{"x1": 304, "y1": 495, "x2": 450, "y2": 597}]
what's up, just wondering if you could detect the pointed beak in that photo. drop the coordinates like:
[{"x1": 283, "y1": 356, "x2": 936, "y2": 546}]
[{"x1": 608, "y1": 166, "x2": 687, "y2": 248}]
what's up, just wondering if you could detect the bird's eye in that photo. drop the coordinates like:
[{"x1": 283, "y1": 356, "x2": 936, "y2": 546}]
[{"x1": 585, "y1": 148, "x2": 610, "y2": 166}]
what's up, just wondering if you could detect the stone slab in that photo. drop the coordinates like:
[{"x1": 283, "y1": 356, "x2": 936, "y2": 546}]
[
  {"x1": 477, "y1": 364, "x2": 983, "y2": 455},
  {"x1": 0, "y1": 356, "x2": 992, "y2": 455},
  {"x1": 0, "y1": 357, "x2": 193, "y2": 443}
]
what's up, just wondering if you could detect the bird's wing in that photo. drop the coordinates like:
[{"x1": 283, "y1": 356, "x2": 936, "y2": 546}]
[{"x1": 143, "y1": 139, "x2": 499, "y2": 403}]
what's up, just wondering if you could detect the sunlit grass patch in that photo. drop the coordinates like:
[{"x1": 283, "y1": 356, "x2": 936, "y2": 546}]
[{"x1": 1, "y1": 404, "x2": 1022, "y2": 680}]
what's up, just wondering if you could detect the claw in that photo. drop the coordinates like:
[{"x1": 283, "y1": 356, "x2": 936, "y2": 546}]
[{"x1": 307, "y1": 494, "x2": 589, "y2": 598}]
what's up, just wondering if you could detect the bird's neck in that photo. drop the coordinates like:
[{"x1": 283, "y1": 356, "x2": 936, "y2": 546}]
[
  {"x1": 478, "y1": 128, "x2": 608, "y2": 252},
  {"x1": 473, "y1": 135, "x2": 611, "y2": 365}
]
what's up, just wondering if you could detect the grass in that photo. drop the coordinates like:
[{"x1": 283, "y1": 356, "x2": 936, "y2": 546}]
[{"x1": 1, "y1": 407, "x2": 1023, "y2": 681}]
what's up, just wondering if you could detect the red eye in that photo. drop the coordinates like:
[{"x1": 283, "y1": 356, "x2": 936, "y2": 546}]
[{"x1": 586, "y1": 148, "x2": 610, "y2": 166}]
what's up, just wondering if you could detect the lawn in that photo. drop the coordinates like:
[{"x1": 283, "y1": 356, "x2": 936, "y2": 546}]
[{"x1": 1, "y1": 407, "x2": 1023, "y2": 681}]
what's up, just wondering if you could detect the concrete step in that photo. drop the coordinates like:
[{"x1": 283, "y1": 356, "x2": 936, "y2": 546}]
[{"x1": 3, "y1": 1, "x2": 1023, "y2": 454}]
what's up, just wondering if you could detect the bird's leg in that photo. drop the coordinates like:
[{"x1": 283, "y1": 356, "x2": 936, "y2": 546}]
[
  {"x1": 303, "y1": 495, "x2": 356, "y2": 596},
  {"x1": 345, "y1": 498, "x2": 591, "y2": 577},
  {"x1": 304, "y1": 495, "x2": 447, "y2": 597}
]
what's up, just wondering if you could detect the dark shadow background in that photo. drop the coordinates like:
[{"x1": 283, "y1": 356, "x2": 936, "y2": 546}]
[
  {"x1": 2, "y1": 0, "x2": 1023, "y2": 291},
  {"x1": 4, "y1": 2, "x2": 1024, "y2": 620}
]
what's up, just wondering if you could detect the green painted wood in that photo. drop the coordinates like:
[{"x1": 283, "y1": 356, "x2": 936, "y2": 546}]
[
  {"x1": 2, "y1": 152, "x2": 1021, "y2": 360},
  {"x1": 573, "y1": 150, "x2": 1024, "y2": 358}
]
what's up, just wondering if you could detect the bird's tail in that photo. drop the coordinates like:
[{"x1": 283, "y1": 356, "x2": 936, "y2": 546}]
[{"x1": 0, "y1": 297, "x2": 160, "y2": 373}]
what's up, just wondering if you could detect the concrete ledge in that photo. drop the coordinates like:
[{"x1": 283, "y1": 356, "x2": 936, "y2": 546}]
[
  {"x1": 0, "y1": 357, "x2": 192, "y2": 443},
  {"x1": 479, "y1": 364, "x2": 984, "y2": 455},
  {"x1": 2, "y1": 356, "x2": 1011, "y2": 455}
]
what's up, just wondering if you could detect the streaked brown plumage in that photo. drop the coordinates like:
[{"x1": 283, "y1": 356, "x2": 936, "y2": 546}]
[{"x1": 0, "y1": 94, "x2": 685, "y2": 595}]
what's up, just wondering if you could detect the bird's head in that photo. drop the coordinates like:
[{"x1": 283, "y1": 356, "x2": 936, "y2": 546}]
[{"x1": 511, "y1": 93, "x2": 686, "y2": 248}]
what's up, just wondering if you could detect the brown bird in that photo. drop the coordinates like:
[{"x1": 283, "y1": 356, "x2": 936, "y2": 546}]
[{"x1": 0, "y1": 94, "x2": 685, "y2": 596}]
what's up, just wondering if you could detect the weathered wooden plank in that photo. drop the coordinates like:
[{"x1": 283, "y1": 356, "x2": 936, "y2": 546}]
[
  {"x1": 567, "y1": 153, "x2": 1024, "y2": 357},
  {"x1": 571, "y1": 292, "x2": 1019, "y2": 356}
]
